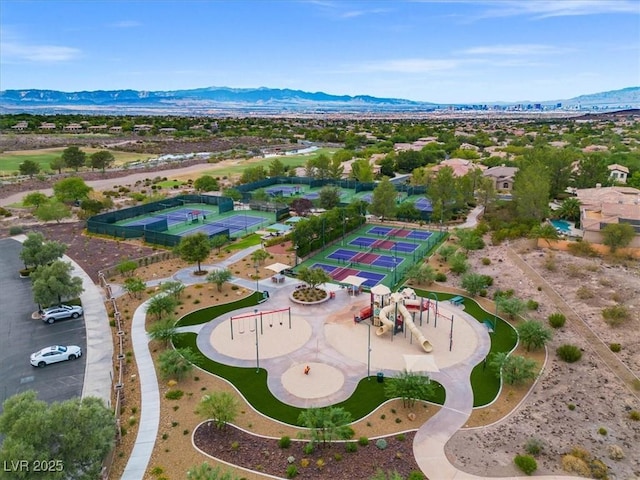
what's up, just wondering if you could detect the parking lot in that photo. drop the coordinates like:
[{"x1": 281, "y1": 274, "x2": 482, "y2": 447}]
[{"x1": 0, "y1": 238, "x2": 86, "y2": 411}]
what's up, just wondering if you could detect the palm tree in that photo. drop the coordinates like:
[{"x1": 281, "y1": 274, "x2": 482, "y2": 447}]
[{"x1": 557, "y1": 197, "x2": 581, "y2": 223}]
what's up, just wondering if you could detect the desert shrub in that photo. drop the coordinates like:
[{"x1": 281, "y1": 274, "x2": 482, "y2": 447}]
[
  {"x1": 609, "y1": 343, "x2": 621, "y2": 352},
  {"x1": 557, "y1": 344, "x2": 582, "y2": 363},
  {"x1": 628, "y1": 410, "x2": 640, "y2": 421},
  {"x1": 300, "y1": 459, "x2": 310, "y2": 468},
  {"x1": 597, "y1": 427, "x2": 607, "y2": 436},
  {"x1": 562, "y1": 455, "x2": 591, "y2": 476},
  {"x1": 567, "y1": 240, "x2": 598, "y2": 257},
  {"x1": 602, "y1": 305, "x2": 630, "y2": 326},
  {"x1": 333, "y1": 453, "x2": 342, "y2": 461},
  {"x1": 548, "y1": 313, "x2": 566, "y2": 328},
  {"x1": 9, "y1": 226, "x2": 24, "y2": 235},
  {"x1": 525, "y1": 438, "x2": 544, "y2": 456},
  {"x1": 590, "y1": 459, "x2": 609, "y2": 479},
  {"x1": 481, "y1": 257, "x2": 491, "y2": 265},
  {"x1": 576, "y1": 286, "x2": 593, "y2": 299},
  {"x1": 407, "y1": 472, "x2": 425, "y2": 480},
  {"x1": 358, "y1": 437, "x2": 369, "y2": 446},
  {"x1": 526, "y1": 300, "x2": 539, "y2": 311},
  {"x1": 568, "y1": 403, "x2": 576, "y2": 411},
  {"x1": 286, "y1": 465, "x2": 298, "y2": 478},
  {"x1": 396, "y1": 433, "x2": 406, "y2": 441},
  {"x1": 435, "y1": 272, "x2": 447, "y2": 282},
  {"x1": 164, "y1": 389, "x2": 184, "y2": 400},
  {"x1": 345, "y1": 442, "x2": 358, "y2": 453},
  {"x1": 287, "y1": 455, "x2": 295, "y2": 464},
  {"x1": 375, "y1": 439, "x2": 388, "y2": 450},
  {"x1": 231, "y1": 441, "x2": 239, "y2": 450},
  {"x1": 608, "y1": 445, "x2": 625, "y2": 460},
  {"x1": 514, "y1": 454, "x2": 537, "y2": 475},
  {"x1": 150, "y1": 466, "x2": 164, "y2": 475},
  {"x1": 302, "y1": 443, "x2": 314, "y2": 455},
  {"x1": 279, "y1": 436, "x2": 291, "y2": 449},
  {"x1": 481, "y1": 274, "x2": 494, "y2": 286}
]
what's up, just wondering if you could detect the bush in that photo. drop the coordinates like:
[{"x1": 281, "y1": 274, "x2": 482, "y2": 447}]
[
  {"x1": 302, "y1": 443, "x2": 314, "y2": 455},
  {"x1": 407, "y1": 472, "x2": 426, "y2": 480},
  {"x1": 609, "y1": 343, "x2": 621, "y2": 352},
  {"x1": 602, "y1": 305, "x2": 630, "y2": 326},
  {"x1": 358, "y1": 437, "x2": 369, "y2": 446},
  {"x1": 598, "y1": 427, "x2": 607, "y2": 435},
  {"x1": 628, "y1": 410, "x2": 640, "y2": 421},
  {"x1": 375, "y1": 439, "x2": 388, "y2": 450},
  {"x1": 525, "y1": 438, "x2": 544, "y2": 456},
  {"x1": 345, "y1": 442, "x2": 358, "y2": 453},
  {"x1": 548, "y1": 313, "x2": 566, "y2": 329},
  {"x1": 567, "y1": 240, "x2": 598, "y2": 257},
  {"x1": 164, "y1": 389, "x2": 184, "y2": 400},
  {"x1": 286, "y1": 465, "x2": 298, "y2": 478},
  {"x1": 435, "y1": 272, "x2": 447, "y2": 282},
  {"x1": 9, "y1": 226, "x2": 24, "y2": 235},
  {"x1": 481, "y1": 257, "x2": 491, "y2": 265},
  {"x1": 514, "y1": 454, "x2": 538, "y2": 475},
  {"x1": 279, "y1": 436, "x2": 291, "y2": 449},
  {"x1": 556, "y1": 344, "x2": 582, "y2": 363},
  {"x1": 526, "y1": 300, "x2": 539, "y2": 311}
]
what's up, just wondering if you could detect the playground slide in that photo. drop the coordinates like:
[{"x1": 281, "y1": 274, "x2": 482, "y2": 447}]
[
  {"x1": 398, "y1": 303, "x2": 433, "y2": 353},
  {"x1": 376, "y1": 302, "x2": 432, "y2": 353}
]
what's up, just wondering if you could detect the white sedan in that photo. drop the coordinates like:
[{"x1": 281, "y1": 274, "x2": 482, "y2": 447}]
[{"x1": 30, "y1": 345, "x2": 82, "y2": 367}]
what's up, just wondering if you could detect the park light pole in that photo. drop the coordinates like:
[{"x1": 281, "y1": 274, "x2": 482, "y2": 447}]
[
  {"x1": 254, "y1": 262, "x2": 260, "y2": 293},
  {"x1": 254, "y1": 308, "x2": 260, "y2": 373}
]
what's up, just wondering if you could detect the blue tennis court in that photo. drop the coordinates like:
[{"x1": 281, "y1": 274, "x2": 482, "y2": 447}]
[
  {"x1": 327, "y1": 248, "x2": 404, "y2": 269},
  {"x1": 303, "y1": 192, "x2": 320, "y2": 200},
  {"x1": 367, "y1": 226, "x2": 433, "y2": 240},
  {"x1": 124, "y1": 208, "x2": 199, "y2": 228},
  {"x1": 348, "y1": 236, "x2": 418, "y2": 253},
  {"x1": 265, "y1": 185, "x2": 301, "y2": 196},
  {"x1": 309, "y1": 263, "x2": 386, "y2": 288}
]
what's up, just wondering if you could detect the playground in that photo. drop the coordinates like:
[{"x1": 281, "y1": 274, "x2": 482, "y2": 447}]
[{"x1": 194, "y1": 282, "x2": 488, "y2": 407}]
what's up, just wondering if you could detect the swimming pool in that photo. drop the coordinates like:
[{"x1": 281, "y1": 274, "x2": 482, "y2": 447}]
[{"x1": 551, "y1": 219, "x2": 572, "y2": 234}]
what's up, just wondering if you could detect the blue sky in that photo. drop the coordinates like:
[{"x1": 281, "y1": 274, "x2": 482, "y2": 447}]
[{"x1": 1, "y1": 0, "x2": 639, "y2": 103}]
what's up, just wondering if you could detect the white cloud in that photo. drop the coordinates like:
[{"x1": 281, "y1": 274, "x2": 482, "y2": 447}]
[
  {"x1": 1, "y1": 41, "x2": 81, "y2": 63},
  {"x1": 109, "y1": 20, "x2": 142, "y2": 28},
  {"x1": 460, "y1": 44, "x2": 573, "y2": 56},
  {"x1": 476, "y1": 0, "x2": 640, "y2": 19}
]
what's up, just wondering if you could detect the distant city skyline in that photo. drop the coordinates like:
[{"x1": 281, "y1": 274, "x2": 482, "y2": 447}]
[{"x1": 1, "y1": 0, "x2": 639, "y2": 104}]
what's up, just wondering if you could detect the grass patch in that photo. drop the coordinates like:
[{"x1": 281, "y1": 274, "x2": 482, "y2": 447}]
[
  {"x1": 156, "y1": 180, "x2": 185, "y2": 188},
  {"x1": 176, "y1": 291, "x2": 260, "y2": 327},
  {"x1": 227, "y1": 234, "x2": 263, "y2": 251},
  {"x1": 413, "y1": 289, "x2": 518, "y2": 407}
]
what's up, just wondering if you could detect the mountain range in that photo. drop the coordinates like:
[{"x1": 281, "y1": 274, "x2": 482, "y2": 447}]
[{"x1": 1, "y1": 86, "x2": 638, "y2": 115}]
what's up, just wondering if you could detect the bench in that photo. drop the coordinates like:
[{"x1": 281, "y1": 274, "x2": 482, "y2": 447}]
[
  {"x1": 483, "y1": 318, "x2": 495, "y2": 333},
  {"x1": 449, "y1": 295, "x2": 464, "y2": 306}
]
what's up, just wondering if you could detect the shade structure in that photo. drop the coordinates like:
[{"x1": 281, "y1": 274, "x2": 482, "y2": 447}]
[
  {"x1": 371, "y1": 284, "x2": 391, "y2": 296},
  {"x1": 341, "y1": 275, "x2": 367, "y2": 287},
  {"x1": 265, "y1": 262, "x2": 291, "y2": 273}
]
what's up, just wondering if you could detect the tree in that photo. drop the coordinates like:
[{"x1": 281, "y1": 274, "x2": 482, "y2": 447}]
[
  {"x1": 116, "y1": 259, "x2": 138, "y2": 277},
  {"x1": 350, "y1": 158, "x2": 374, "y2": 182},
  {"x1": 327, "y1": 155, "x2": 344, "y2": 180},
  {"x1": 146, "y1": 294, "x2": 178, "y2": 321},
  {"x1": 557, "y1": 197, "x2": 581, "y2": 222},
  {"x1": 157, "y1": 347, "x2": 201, "y2": 380},
  {"x1": 19, "y1": 232, "x2": 67, "y2": 269},
  {"x1": 195, "y1": 391, "x2": 239, "y2": 429},
  {"x1": 601, "y1": 223, "x2": 635, "y2": 252},
  {"x1": 147, "y1": 317, "x2": 179, "y2": 347},
  {"x1": 406, "y1": 263, "x2": 436, "y2": 286},
  {"x1": 22, "y1": 192, "x2": 49, "y2": 208},
  {"x1": 160, "y1": 280, "x2": 185, "y2": 299},
  {"x1": 61, "y1": 146, "x2": 87, "y2": 172},
  {"x1": 268, "y1": 158, "x2": 285, "y2": 177},
  {"x1": 379, "y1": 156, "x2": 395, "y2": 177},
  {"x1": 395, "y1": 201, "x2": 421, "y2": 221},
  {"x1": 291, "y1": 197, "x2": 313, "y2": 216},
  {"x1": 239, "y1": 165, "x2": 266, "y2": 184},
  {"x1": 456, "y1": 229, "x2": 485, "y2": 252},
  {"x1": 313, "y1": 154, "x2": 331, "y2": 179},
  {"x1": 517, "y1": 320, "x2": 553, "y2": 351},
  {"x1": 572, "y1": 153, "x2": 609, "y2": 189},
  {"x1": 89, "y1": 150, "x2": 115, "y2": 172},
  {"x1": 369, "y1": 177, "x2": 397, "y2": 221},
  {"x1": 461, "y1": 272, "x2": 488, "y2": 296},
  {"x1": 489, "y1": 352, "x2": 537, "y2": 386},
  {"x1": 384, "y1": 369, "x2": 435, "y2": 408},
  {"x1": 529, "y1": 224, "x2": 559, "y2": 247},
  {"x1": 210, "y1": 234, "x2": 228, "y2": 253},
  {"x1": 50, "y1": 156, "x2": 66, "y2": 174},
  {"x1": 177, "y1": 232, "x2": 211, "y2": 273},
  {"x1": 512, "y1": 162, "x2": 550, "y2": 222},
  {"x1": 496, "y1": 296, "x2": 527, "y2": 320},
  {"x1": 429, "y1": 166, "x2": 462, "y2": 221},
  {"x1": 31, "y1": 260, "x2": 83, "y2": 307},
  {"x1": 250, "y1": 249, "x2": 269, "y2": 267},
  {"x1": 206, "y1": 268, "x2": 232, "y2": 292},
  {"x1": 123, "y1": 277, "x2": 146, "y2": 299},
  {"x1": 53, "y1": 177, "x2": 92, "y2": 203},
  {"x1": 318, "y1": 186, "x2": 341, "y2": 210},
  {"x1": 449, "y1": 253, "x2": 469, "y2": 275},
  {"x1": 222, "y1": 188, "x2": 242, "y2": 202},
  {"x1": 297, "y1": 266, "x2": 331, "y2": 291},
  {"x1": 297, "y1": 407, "x2": 353, "y2": 448},
  {"x1": 34, "y1": 199, "x2": 72, "y2": 223},
  {"x1": 187, "y1": 463, "x2": 242, "y2": 480},
  {"x1": 19, "y1": 159, "x2": 40, "y2": 178},
  {"x1": 475, "y1": 176, "x2": 498, "y2": 212},
  {"x1": 0, "y1": 391, "x2": 116, "y2": 480},
  {"x1": 194, "y1": 175, "x2": 219, "y2": 192},
  {"x1": 438, "y1": 244, "x2": 458, "y2": 262}
]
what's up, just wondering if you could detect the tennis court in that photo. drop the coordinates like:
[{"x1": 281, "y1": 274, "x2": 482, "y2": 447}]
[
  {"x1": 176, "y1": 213, "x2": 266, "y2": 237},
  {"x1": 327, "y1": 248, "x2": 405, "y2": 269},
  {"x1": 367, "y1": 226, "x2": 433, "y2": 241},
  {"x1": 265, "y1": 185, "x2": 302, "y2": 197},
  {"x1": 309, "y1": 263, "x2": 385, "y2": 288},
  {"x1": 348, "y1": 236, "x2": 419, "y2": 253}
]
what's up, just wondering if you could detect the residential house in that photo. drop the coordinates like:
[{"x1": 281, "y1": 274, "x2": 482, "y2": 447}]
[
  {"x1": 483, "y1": 165, "x2": 519, "y2": 191},
  {"x1": 577, "y1": 186, "x2": 640, "y2": 248},
  {"x1": 608, "y1": 164, "x2": 629, "y2": 184},
  {"x1": 63, "y1": 123, "x2": 84, "y2": 132},
  {"x1": 39, "y1": 122, "x2": 57, "y2": 130},
  {"x1": 430, "y1": 158, "x2": 485, "y2": 178},
  {"x1": 11, "y1": 121, "x2": 28, "y2": 131}
]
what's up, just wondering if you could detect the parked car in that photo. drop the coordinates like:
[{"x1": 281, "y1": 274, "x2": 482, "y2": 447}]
[
  {"x1": 30, "y1": 345, "x2": 82, "y2": 367},
  {"x1": 40, "y1": 305, "x2": 83, "y2": 324}
]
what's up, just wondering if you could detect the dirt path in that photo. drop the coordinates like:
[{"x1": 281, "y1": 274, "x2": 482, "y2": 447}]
[{"x1": 506, "y1": 247, "x2": 640, "y2": 398}]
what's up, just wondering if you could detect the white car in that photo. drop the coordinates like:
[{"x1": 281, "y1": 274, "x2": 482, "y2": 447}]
[
  {"x1": 30, "y1": 345, "x2": 82, "y2": 367},
  {"x1": 40, "y1": 305, "x2": 84, "y2": 324}
]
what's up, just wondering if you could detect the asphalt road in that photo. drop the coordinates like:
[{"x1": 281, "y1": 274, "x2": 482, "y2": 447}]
[{"x1": 0, "y1": 238, "x2": 87, "y2": 411}]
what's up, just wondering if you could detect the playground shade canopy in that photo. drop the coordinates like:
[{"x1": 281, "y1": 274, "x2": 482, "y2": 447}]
[
  {"x1": 341, "y1": 275, "x2": 367, "y2": 287},
  {"x1": 370, "y1": 284, "x2": 391, "y2": 295},
  {"x1": 265, "y1": 262, "x2": 292, "y2": 273}
]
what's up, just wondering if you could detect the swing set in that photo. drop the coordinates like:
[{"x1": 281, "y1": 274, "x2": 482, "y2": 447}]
[{"x1": 229, "y1": 307, "x2": 292, "y2": 340}]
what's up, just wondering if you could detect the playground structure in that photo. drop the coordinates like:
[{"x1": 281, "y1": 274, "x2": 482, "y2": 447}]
[{"x1": 376, "y1": 290, "x2": 433, "y2": 353}]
